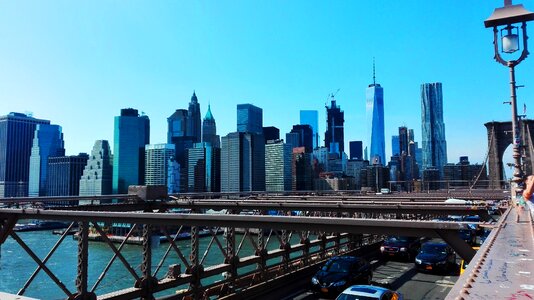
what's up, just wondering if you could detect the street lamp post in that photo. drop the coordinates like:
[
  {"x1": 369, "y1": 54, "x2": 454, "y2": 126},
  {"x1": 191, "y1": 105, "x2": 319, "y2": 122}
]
[{"x1": 485, "y1": 1, "x2": 534, "y2": 193}]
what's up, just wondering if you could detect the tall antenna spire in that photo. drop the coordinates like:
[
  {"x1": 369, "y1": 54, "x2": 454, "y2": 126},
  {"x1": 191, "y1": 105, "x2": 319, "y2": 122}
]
[{"x1": 373, "y1": 57, "x2": 376, "y2": 85}]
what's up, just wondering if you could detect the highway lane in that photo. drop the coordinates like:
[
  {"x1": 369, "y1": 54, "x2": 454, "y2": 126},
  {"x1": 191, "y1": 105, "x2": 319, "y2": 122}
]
[{"x1": 287, "y1": 259, "x2": 459, "y2": 300}]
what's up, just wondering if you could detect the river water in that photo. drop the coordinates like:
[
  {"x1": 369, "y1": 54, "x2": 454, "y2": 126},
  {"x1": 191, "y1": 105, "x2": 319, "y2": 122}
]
[{"x1": 0, "y1": 230, "x2": 278, "y2": 299}]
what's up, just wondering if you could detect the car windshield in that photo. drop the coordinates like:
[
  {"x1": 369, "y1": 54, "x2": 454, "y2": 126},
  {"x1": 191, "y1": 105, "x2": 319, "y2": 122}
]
[
  {"x1": 387, "y1": 236, "x2": 409, "y2": 243},
  {"x1": 336, "y1": 294, "x2": 377, "y2": 300},
  {"x1": 322, "y1": 260, "x2": 353, "y2": 273},
  {"x1": 421, "y1": 244, "x2": 447, "y2": 254}
]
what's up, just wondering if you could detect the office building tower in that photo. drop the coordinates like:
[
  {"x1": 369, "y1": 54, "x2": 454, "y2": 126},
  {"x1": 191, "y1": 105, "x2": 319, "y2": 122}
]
[
  {"x1": 47, "y1": 153, "x2": 89, "y2": 197},
  {"x1": 399, "y1": 127, "x2": 409, "y2": 155},
  {"x1": 265, "y1": 140, "x2": 292, "y2": 192},
  {"x1": 167, "y1": 157, "x2": 180, "y2": 193},
  {"x1": 391, "y1": 135, "x2": 400, "y2": 157},
  {"x1": 443, "y1": 156, "x2": 488, "y2": 188},
  {"x1": 325, "y1": 97, "x2": 344, "y2": 155},
  {"x1": 349, "y1": 141, "x2": 363, "y2": 160},
  {"x1": 188, "y1": 91, "x2": 202, "y2": 143},
  {"x1": 28, "y1": 124, "x2": 65, "y2": 196},
  {"x1": 145, "y1": 144, "x2": 175, "y2": 190},
  {"x1": 292, "y1": 147, "x2": 313, "y2": 191},
  {"x1": 168, "y1": 109, "x2": 195, "y2": 191},
  {"x1": 79, "y1": 140, "x2": 113, "y2": 197},
  {"x1": 300, "y1": 110, "x2": 319, "y2": 149},
  {"x1": 0, "y1": 112, "x2": 50, "y2": 197},
  {"x1": 366, "y1": 65, "x2": 385, "y2": 165},
  {"x1": 237, "y1": 104, "x2": 263, "y2": 134},
  {"x1": 346, "y1": 159, "x2": 369, "y2": 190},
  {"x1": 221, "y1": 132, "x2": 265, "y2": 192},
  {"x1": 289, "y1": 124, "x2": 313, "y2": 153},
  {"x1": 285, "y1": 132, "x2": 300, "y2": 150},
  {"x1": 263, "y1": 126, "x2": 280, "y2": 143},
  {"x1": 421, "y1": 82, "x2": 448, "y2": 176},
  {"x1": 113, "y1": 108, "x2": 150, "y2": 194},
  {"x1": 187, "y1": 142, "x2": 221, "y2": 192},
  {"x1": 202, "y1": 104, "x2": 220, "y2": 148}
]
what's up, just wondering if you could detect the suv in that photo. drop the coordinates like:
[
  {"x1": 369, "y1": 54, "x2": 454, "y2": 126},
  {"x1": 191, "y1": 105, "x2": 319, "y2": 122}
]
[
  {"x1": 380, "y1": 236, "x2": 421, "y2": 261},
  {"x1": 311, "y1": 256, "x2": 373, "y2": 298},
  {"x1": 415, "y1": 242, "x2": 456, "y2": 273}
]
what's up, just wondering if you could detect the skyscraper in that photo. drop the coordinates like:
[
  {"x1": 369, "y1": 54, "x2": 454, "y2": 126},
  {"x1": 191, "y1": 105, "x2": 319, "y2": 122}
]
[
  {"x1": 300, "y1": 110, "x2": 319, "y2": 149},
  {"x1": 187, "y1": 142, "x2": 221, "y2": 192},
  {"x1": 349, "y1": 141, "x2": 363, "y2": 160},
  {"x1": 391, "y1": 135, "x2": 400, "y2": 157},
  {"x1": 221, "y1": 132, "x2": 265, "y2": 192},
  {"x1": 265, "y1": 140, "x2": 292, "y2": 192},
  {"x1": 145, "y1": 144, "x2": 176, "y2": 188},
  {"x1": 237, "y1": 104, "x2": 263, "y2": 134},
  {"x1": 168, "y1": 108, "x2": 195, "y2": 191},
  {"x1": 47, "y1": 153, "x2": 89, "y2": 197},
  {"x1": 289, "y1": 124, "x2": 314, "y2": 153},
  {"x1": 324, "y1": 97, "x2": 344, "y2": 155},
  {"x1": 366, "y1": 65, "x2": 385, "y2": 165},
  {"x1": 262, "y1": 126, "x2": 280, "y2": 142},
  {"x1": 0, "y1": 112, "x2": 50, "y2": 197},
  {"x1": 113, "y1": 108, "x2": 150, "y2": 194},
  {"x1": 188, "y1": 91, "x2": 202, "y2": 143},
  {"x1": 421, "y1": 82, "x2": 448, "y2": 176},
  {"x1": 79, "y1": 140, "x2": 113, "y2": 197},
  {"x1": 202, "y1": 104, "x2": 220, "y2": 148},
  {"x1": 28, "y1": 124, "x2": 65, "y2": 196}
]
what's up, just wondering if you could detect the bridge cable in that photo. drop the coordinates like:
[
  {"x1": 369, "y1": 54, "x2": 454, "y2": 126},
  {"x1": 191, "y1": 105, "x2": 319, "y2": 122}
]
[{"x1": 470, "y1": 126, "x2": 494, "y2": 189}]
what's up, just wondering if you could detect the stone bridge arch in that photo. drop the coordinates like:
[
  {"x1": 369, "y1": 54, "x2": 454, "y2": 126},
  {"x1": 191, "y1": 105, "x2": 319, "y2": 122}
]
[{"x1": 485, "y1": 120, "x2": 534, "y2": 189}]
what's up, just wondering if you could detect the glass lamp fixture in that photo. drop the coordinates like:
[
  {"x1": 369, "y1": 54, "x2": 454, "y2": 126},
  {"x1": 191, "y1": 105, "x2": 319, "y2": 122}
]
[{"x1": 501, "y1": 25, "x2": 519, "y2": 53}]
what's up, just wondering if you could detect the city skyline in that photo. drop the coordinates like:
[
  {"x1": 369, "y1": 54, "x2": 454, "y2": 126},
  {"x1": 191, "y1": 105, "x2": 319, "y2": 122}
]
[{"x1": 1, "y1": 2, "x2": 533, "y2": 166}]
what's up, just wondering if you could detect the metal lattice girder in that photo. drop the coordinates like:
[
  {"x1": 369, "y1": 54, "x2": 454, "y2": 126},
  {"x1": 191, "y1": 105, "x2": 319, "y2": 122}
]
[{"x1": 0, "y1": 208, "x2": 476, "y2": 238}]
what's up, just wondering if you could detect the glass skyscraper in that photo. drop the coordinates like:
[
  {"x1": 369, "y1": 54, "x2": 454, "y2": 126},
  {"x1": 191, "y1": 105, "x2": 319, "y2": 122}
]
[
  {"x1": 187, "y1": 91, "x2": 202, "y2": 143},
  {"x1": 0, "y1": 112, "x2": 50, "y2": 197},
  {"x1": 349, "y1": 141, "x2": 363, "y2": 160},
  {"x1": 300, "y1": 110, "x2": 319, "y2": 149},
  {"x1": 366, "y1": 79, "x2": 385, "y2": 165},
  {"x1": 237, "y1": 104, "x2": 263, "y2": 134},
  {"x1": 187, "y1": 142, "x2": 221, "y2": 192},
  {"x1": 202, "y1": 104, "x2": 220, "y2": 148},
  {"x1": 421, "y1": 82, "x2": 448, "y2": 176},
  {"x1": 28, "y1": 124, "x2": 65, "y2": 196},
  {"x1": 113, "y1": 108, "x2": 150, "y2": 194},
  {"x1": 145, "y1": 144, "x2": 176, "y2": 189},
  {"x1": 325, "y1": 98, "x2": 344, "y2": 155},
  {"x1": 47, "y1": 153, "x2": 89, "y2": 197}
]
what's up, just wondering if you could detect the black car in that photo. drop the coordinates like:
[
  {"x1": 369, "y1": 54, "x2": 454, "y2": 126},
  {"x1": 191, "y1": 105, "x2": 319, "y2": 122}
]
[
  {"x1": 311, "y1": 256, "x2": 372, "y2": 298},
  {"x1": 380, "y1": 236, "x2": 421, "y2": 260},
  {"x1": 415, "y1": 242, "x2": 456, "y2": 273}
]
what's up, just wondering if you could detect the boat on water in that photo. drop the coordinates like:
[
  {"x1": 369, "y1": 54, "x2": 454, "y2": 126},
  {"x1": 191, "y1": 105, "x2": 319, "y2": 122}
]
[{"x1": 14, "y1": 221, "x2": 70, "y2": 232}]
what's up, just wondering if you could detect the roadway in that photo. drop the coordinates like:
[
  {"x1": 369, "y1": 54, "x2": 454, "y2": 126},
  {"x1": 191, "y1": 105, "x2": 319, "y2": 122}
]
[{"x1": 286, "y1": 259, "x2": 459, "y2": 300}]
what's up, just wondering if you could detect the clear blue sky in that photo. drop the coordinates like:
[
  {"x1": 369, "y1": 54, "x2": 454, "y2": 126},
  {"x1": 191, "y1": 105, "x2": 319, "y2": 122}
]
[{"x1": 1, "y1": 1, "x2": 532, "y2": 167}]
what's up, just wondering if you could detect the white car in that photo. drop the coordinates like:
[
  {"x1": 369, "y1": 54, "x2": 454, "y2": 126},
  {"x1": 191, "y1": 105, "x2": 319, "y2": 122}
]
[{"x1": 336, "y1": 285, "x2": 403, "y2": 300}]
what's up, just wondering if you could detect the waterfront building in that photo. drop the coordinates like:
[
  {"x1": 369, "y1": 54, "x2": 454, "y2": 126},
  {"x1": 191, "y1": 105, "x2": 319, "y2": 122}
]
[
  {"x1": 28, "y1": 124, "x2": 65, "y2": 196},
  {"x1": 145, "y1": 144, "x2": 176, "y2": 190},
  {"x1": 443, "y1": 156, "x2": 488, "y2": 188},
  {"x1": 349, "y1": 141, "x2": 363, "y2": 160},
  {"x1": 289, "y1": 124, "x2": 313, "y2": 153},
  {"x1": 221, "y1": 132, "x2": 265, "y2": 192},
  {"x1": 237, "y1": 104, "x2": 263, "y2": 134},
  {"x1": 366, "y1": 69, "x2": 386, "y2": 165},
  {"x1": 187, "y1": 142, "x2": 221, "y2": 192},
  {"x1": 262, "y1": 126, "x2": 280, "y2": 142},
  {"x1": 292, "y1": 147, "x2": 313, "y2": 191},
  {"x1": 265, "y1": 140, "x2": 292, "y2": 192},
  {"x1": 47, "y1": 153, "x2": 89, "y2": 197},
  {"x1": 346, "y1": 159, "x2": 369, "y2": 190},
  {"x1": 79, "y1": 140, "x2": 113, "y2": 197},
  {"x1": 202, "y1": 104, "x2": 220, "y2": 148},
  {"x1": 421, "y1": 82, "x2": 448, "y2": 176},
  {"x1": 0, "y1": 112, "x2": 50, "y2": 197},
  {"x1": 300, "y1": 110, "x2": 319, "y2": 149},
  {"x1": 324, "y1": 97, "x2": 344, "y2": 155},
  {"x1": 113, "y1": 108, "x2": 150, "y2": 194}
]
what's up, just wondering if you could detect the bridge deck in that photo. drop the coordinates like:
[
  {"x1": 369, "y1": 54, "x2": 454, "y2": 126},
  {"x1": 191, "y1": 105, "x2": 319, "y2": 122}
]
[{"x1": 447, "y1": 203, "x2": 534, "y2": 299}]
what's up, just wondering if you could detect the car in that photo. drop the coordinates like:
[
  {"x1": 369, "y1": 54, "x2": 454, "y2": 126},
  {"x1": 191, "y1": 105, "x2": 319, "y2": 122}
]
[
  {"x1": 459, "y1": 229, "x2": 476, "y2": 245},
  {"x1": 311, "y1": 256, "x2": 373, "y2": 298},
  {"x1": 415, "y1": 242, "x2": 456, "y2": 273},
  {"x1": 336, "y1": 285, "x2": 403, "y2": 300},
  {"x1": 380, "y1": 236, "x2": 421, "y2": 261}
]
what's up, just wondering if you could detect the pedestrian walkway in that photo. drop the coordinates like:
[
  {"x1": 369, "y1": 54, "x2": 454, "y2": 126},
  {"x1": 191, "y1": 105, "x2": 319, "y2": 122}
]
[{"x1": 447, "y1": 204, "x2": 534, "y2": 299}]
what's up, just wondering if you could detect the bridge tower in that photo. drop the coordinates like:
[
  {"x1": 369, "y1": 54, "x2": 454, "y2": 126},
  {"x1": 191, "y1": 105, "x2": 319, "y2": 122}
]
[{"x1": 485, "y1": 120, "x2": 534, "y2": 189}]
